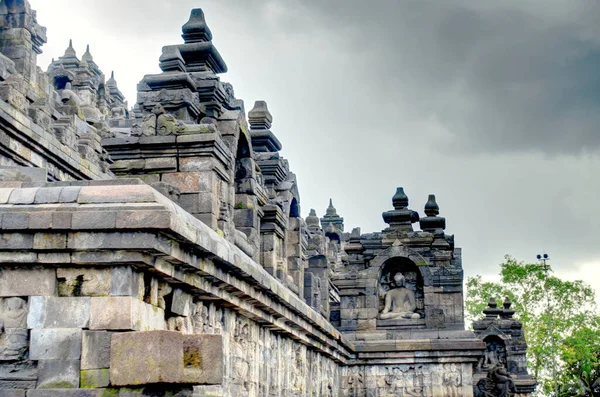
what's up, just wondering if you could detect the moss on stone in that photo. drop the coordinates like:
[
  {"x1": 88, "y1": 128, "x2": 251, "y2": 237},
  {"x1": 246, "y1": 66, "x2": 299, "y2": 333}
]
[{"x1": 80, "y1": 368, "x2": 110, "y2": 389}]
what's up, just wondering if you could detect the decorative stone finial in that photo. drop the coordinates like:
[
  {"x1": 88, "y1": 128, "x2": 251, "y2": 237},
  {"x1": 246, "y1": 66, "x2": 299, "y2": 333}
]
[
  {"x1": 320, "y1": 198, "x2": 344, "y2": 233},
  {"x1": 248, "y1": 100, "x2": 281, "y2": 152},
  {"x1": 64, "y1": 39, "x2": 76, "y2": 58},
  {"x1": 182, "y1": 8, "x2": 213, "y2": 43},
  {"x1": 392, "y1": 187, "x2": 409, "y2": 210},
  {"x1": 306, "y1": 209, "x2": 320, "y2": 229},
  {"x1": 107, "y1": 71, "x2": 117, "y2": 87},
  {"x1": 500, "y1": 296, "x2": 515, "y2": 319},
  {"x1": 248, "y1": 101, "x2": 273, "y2": 130},
  {"x1": 326, "y1": 199, "x2": 337, "y2": 216},
  {"x1": 382, "y1": 187, "x2": 419, "y2": 232},
  {"x1": 483, "y1": 297, "x2": 502, "y2": 319},
  {"x1": 424, "y1": 194, "x2": 439, "y2": 217},
  {"x1": 419, "y1": 194, "x2": 447, "y2": 248},
  {"x1": 82, "y1": 44, "x2": 93, "y2": 62}
]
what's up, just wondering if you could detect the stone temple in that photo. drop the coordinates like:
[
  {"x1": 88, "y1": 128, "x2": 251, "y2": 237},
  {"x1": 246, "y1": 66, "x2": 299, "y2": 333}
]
[{"x1": 0, "y1": 2, "x2": 537, "y2": 396}]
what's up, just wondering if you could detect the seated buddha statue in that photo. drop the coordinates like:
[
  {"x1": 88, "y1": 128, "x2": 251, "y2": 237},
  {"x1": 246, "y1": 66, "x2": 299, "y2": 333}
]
[{"x1": 380, "y1": 273, "x2": 421, "y2": 320}]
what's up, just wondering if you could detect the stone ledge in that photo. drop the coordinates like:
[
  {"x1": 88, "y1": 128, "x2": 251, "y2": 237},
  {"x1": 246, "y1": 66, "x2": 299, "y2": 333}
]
[{"x1": 0, "y1": 181, "x2": 355, "y2": 361}]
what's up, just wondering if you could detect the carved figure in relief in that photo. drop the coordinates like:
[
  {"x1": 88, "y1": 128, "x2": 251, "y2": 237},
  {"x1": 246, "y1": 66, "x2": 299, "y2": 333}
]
[
  {"x1": 347, "y1": 366, "x2": 365, "y2": 397},
  {"x1": 443, "y1": 363, "x2": 462, "y2": 397},
  {"x1": 0, "y1": 297, "x2": 28, "y2": 360},
  {"x1": 474, "y1": 364, "x2": 516, "y2": 397},
  {"x1": 232, "y1": 322, "x2": 250, "y2": 390},
  {"x1": 380, "y1": 273, "x2": 420, "y2": 320},
  {"x1": 478, "y1": 340, "x2": 508, "y2": 371}
]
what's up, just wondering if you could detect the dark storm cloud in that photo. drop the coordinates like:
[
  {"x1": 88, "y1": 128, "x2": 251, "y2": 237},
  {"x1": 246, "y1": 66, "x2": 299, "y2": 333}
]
[{"x1": 257, "y1": 0, "x2": 600, "y2": 155}]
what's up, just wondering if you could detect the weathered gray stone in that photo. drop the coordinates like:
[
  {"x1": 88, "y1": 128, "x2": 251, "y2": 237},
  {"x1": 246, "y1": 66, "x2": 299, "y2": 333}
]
[
  {"x1": 183, "y1": 334, "x2": 222, "y2": 385},
  {"x1": 110, "y1": 330, "x2": 184, "y2": 386},
  {"x1": 171, "y1": 288, "x2": 192, "y2": 317},
  {"x1": 0, "y1": 268, "x2": 56, "y2": 297},
  {"x1": 27, "y1": 296, "x2": 90, "y2": 329},
  {"x1": 89, "y1": 297, "x2": 165, "y2": 331},
  {"x1": 57, "y1": 268, "x2": 111, "y2": 297},
  {"x1": 81, "y1": 331, "x2": 111, "y2": 370},
  {"x1": 80, "y1": 368, "x2": 109, "y2": 388},
  {"x1": 110, "y1": 266, "x2": 135, "y2": 296},
  {"x1": 30, "y1": 328, "x2": 82, "y2": 360},
  {"x1": 36, "y1": 359, "x2": 80, "y2": 389},
  {"x1": 26, "y1": 390, "x2": 105, "y2": 397}
]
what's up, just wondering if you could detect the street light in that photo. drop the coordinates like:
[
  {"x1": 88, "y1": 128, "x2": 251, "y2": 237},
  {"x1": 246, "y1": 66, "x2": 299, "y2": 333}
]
[{"x1": 537, "y1": 253, "x2": 558, "y2": 396}]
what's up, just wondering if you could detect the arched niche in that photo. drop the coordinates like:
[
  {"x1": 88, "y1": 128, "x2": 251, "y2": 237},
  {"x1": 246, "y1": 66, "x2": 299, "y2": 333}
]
[
  {"x1": 234, "y1": 133, "x2": 254, "y2": 195},
  {"x1": 378, "y1": 257, "x2": 424, "y2": 317},
  {"x1": 478, "y1": 335, "x2": 508, "y2": 371},
  {"x1": 325, "y1": 231, "x2": 341, "y2": 243},
  {"x1": 369, "y1": 245, "x2": 432, "y2": 285},
  {"x1": 289, "y1": 197, "x2": 300, "y2": 218}
]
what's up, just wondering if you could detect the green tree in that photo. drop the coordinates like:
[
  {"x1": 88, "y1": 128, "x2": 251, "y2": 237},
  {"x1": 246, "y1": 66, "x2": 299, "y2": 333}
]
[{"x1": 466, "y1": 255, "x2": 600, "y2": 396}]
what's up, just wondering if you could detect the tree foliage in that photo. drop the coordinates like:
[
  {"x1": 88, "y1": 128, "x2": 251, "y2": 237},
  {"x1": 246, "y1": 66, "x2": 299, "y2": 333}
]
[{"x1": 466, "y1": 255, "x2": 600, "y2": 396}]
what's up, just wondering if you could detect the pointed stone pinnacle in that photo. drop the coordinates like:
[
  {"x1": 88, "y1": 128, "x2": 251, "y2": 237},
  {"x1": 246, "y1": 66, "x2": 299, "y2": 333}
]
[
  {"x1": 82, "y1": 44, "x2": 93, "y2": 62},
  {"x1": 64, "y1": 39, "x2": 76, "y2": 57}
]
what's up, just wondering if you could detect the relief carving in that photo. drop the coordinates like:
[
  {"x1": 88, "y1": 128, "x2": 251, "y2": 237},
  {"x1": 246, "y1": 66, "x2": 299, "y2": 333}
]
[
  {"x1": 474, "y1": 364, "x2": 516, "y2": 397},
  {"x1": 0, "y1": 297, "x2": 28, "y2": 361}
]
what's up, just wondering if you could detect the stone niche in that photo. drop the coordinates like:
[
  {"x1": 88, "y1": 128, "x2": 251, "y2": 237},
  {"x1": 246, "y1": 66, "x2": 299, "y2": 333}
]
[{"x1": 377, "y1": 256, "x2": 425, "y2": 327}]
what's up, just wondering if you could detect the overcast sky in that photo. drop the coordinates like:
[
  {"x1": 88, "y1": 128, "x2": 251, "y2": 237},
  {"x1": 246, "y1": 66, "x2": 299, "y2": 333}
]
[{"x1": 30, "y1": 0, "x2": 600, "y2": 298}]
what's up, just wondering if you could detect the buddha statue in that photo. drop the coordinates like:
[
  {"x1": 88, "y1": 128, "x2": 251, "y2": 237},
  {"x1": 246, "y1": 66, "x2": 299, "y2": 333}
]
[{"x1": 380, "y1": 272, "x2": 420, "y2": 320}]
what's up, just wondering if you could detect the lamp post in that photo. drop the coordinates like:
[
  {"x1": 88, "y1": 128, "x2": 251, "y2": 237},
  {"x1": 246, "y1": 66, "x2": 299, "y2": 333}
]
[{"x1": 537, "y1": 253, "x2": 558, "y2": 397}]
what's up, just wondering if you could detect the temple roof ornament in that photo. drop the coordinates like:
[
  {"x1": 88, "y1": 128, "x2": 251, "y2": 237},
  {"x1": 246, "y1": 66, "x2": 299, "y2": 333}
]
[
  {"x1": 305, "y1": 209, "x2": 321, "y2": 230},
  {"x1": 382, "y1": 187, "x2": 419, "y2": 232},
  {"x1": 63, "y1": 39, "x2": 77, "y2": 58},
  {"x1": 321, "y1": 199, "x2": 344, "y2": 233},
  {"x1": 182, "y1": 8, "x2": 213, "y2": 43},
  {"x1": 248, "y1": 100, "x2": 282, "y2": 153}
]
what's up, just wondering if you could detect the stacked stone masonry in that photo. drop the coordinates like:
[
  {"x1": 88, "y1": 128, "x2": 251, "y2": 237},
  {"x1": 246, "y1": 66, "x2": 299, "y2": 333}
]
[{"x1": 0, "y1": 2, "x2": 536, "y2": 396}]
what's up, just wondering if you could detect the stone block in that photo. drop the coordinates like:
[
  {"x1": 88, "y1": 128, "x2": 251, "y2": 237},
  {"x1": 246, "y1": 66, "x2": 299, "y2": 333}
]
[
  {"x1": 0, "y1": 390, "x2": 25, "y2": 397},
  {"x1": 81, "y1": 331, "x2": 112, "y2": 370},
  {"x1": 2, "y1": 212, "x2": 29, "y2": 229},
  {"x1": 57, "y1": 268, "x2": 111, "y2": 297},
  {"x1": 171, "y1": 288, "x2": 192, "y2": 317},
  {"x1": 89, "y1": 297, "x2": 165, "y2": 331},
  {"x1": 71, "y1": 211, "x2": 117, "y2": 229},
  {"x1": 34, "y1": 187, "x2": 62, "y2": 204},
  {"x1": 145, "y1": 157, "x2": 177, "y2": 171},
  {"x1": 52, "y1": 211, "x2": 72, "y2": 229},
  {"x1": 28, "y1": 211, "x2": 53, "y2": 229},
  {"x1": 33, "y1": 232, "x2": 67, "y2": 249},
  {"x1": 36, "y1": 359, "x2": 80, "y2": 389},
  {"x1": 183, "y1": 334, "x2": 223, "y2": 385},
  {"x1": 8, "y1": 188, "x2": 38, "y2": 204},
  {"x1": 27, "y1": 296, "x2": 90, "y2": 329},
  {"x1": 110, "y1": 330, "x2": 184, "y2": 386},
  {"x1": 115, "y1": 210, "x2": 171, "y2": 229},
  {"x1": 0, "y1": 268, "x2": 56, "y2": 297},
  {"x1": 0, "y1": 188, "x2": 14, "y2": 204},
  {"x1": 161, "y1": 172, "x2": 203, "y2": 193},
  {"x1": 26, "y1": 390, "x2": 105, "y2": 397},
  {"x1": 58, "y1": 186, "x2": 81, "y2": 203},
  {"x1": 192, "y1": 385, "x2": 225, "y2": 396},
  {"x1": 77, "y1": 185, "x2": 155, "y2": 204},
  {"x1": 30, "y1": 328, "x2": 82, "y2": 360},
  {"x1": 110, "y1": 266, "x2": 136, "y2": 296},
  {"x1": 80, "y1": 368, "x2": 110, "y2": 388}
]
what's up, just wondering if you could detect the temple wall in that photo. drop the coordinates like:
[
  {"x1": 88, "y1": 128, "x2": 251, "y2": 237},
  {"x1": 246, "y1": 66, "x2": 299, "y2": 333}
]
[{"x1": 0, "y1": 182, "x2": 348, "y2": 396}]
